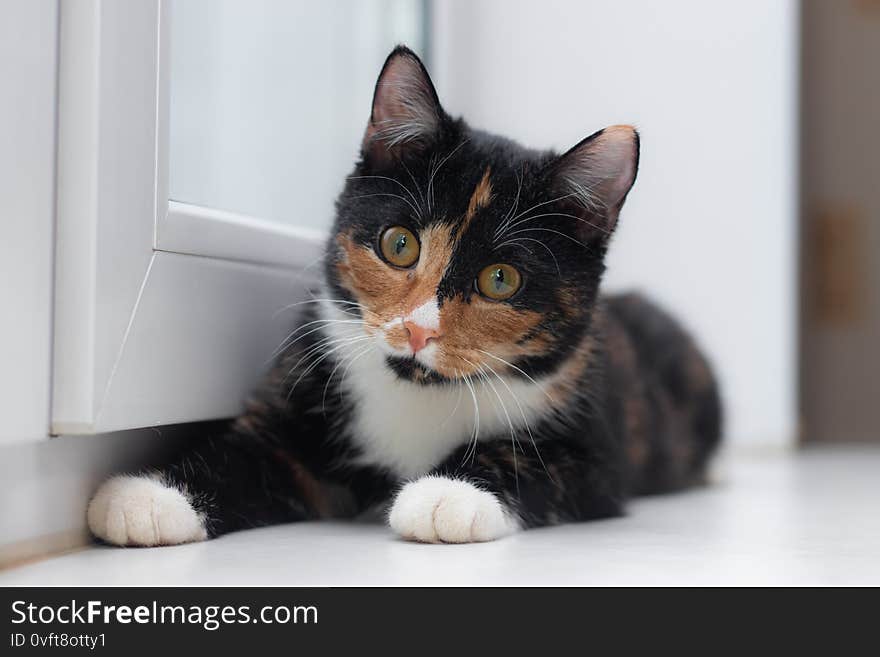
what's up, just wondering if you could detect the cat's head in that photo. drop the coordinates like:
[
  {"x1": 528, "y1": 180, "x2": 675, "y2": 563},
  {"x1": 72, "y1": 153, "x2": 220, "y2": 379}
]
[{"x1": 325, "y1": 46, "x2": 638, "y2": 385}]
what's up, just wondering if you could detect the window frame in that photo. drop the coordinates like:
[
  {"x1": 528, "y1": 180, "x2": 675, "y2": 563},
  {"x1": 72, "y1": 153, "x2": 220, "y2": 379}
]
[{"x1": 52, "y1": 0, "x2": 323, "y2": 434}]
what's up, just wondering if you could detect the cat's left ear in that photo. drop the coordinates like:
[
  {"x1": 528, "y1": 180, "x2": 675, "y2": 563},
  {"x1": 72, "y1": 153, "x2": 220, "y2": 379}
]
[
  {"x1": 362, "y1": 46, "x2": 445, "y2": 165},
  {"x1": 549, "y1": 125, "x2": 640, "y2": 237}
]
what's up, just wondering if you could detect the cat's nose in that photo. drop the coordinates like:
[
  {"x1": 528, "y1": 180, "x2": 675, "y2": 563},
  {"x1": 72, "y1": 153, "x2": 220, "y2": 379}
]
[{"x1": 403, "y1": 321, "x2": 442, "y2": 353}]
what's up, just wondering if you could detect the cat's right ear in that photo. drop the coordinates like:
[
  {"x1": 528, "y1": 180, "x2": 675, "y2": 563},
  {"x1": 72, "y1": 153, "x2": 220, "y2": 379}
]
[
  {"x1": 548, "y1": 125, "x2": 640, "y2": 238},
  {"x1": 362, "y1": 46, "x2": 444, "y2": 165}
]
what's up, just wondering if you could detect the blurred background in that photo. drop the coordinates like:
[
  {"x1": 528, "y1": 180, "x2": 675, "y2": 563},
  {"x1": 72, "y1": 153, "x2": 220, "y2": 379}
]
[
  {"x1": 1, "y1": 0, "x2": 878, "y2": 568},
  {"x1": 168, "y1": 0, "x2": 800, "y2": 447},
  {"x1": 167, "y1": 0, "x2": 876, "y2": 448}
]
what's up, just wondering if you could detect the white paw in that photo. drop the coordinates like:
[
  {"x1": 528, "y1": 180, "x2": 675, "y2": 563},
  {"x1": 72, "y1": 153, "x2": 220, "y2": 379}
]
[
  {"x1": 87, "y1": 475, "x2": 207, "y2": 547},
  {"x1": 388, "y1": 476, "x2": 519, "y2": 543}
]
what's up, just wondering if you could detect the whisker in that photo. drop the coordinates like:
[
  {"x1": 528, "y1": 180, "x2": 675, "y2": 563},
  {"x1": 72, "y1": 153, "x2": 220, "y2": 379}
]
[
  {"x1": 494, "y1": 192, "x2": 578, "y2": 240},
  {"x1": 399, "y1": 161, "x2": 427, "y2": 212},
  {"x1": 482, "y1": 360, "x2": 554, "y2": 484},
  {"x1": 283, "y1": 333, "x2": 369, "y2": 383},
  {"x1": 268, "y1": 319, "x2": 365, "y2": 363},
  {"x1": 475, "y1": 349, "x2": 556, "y2": 405},
  {"x1": 479, "y1": 364, "x2": 526, "y2": 456},
  {"x1": 494, "y1": 166, "x2": 524, "y2": 238},
  {"x1": 428, "y1": 139, "x2": 469, "y2": 213},
  {"x1": 347, "y1": 174, "x2": 422, "y2": 216},
  {"x1": 478, "y1": 362, "x2": 524, "y2": 484},
  {"x1": 459, "y1": 370, "x2": 481, "y2": 466},
  {"x1": 503, "y1": 211, "x2": 610, "y2": 237},
  {"x1": 467, "y1": 359, "x2": 521, "y2": 496},
  {"x1": 337, "y1": 342, "x2": 376, "y2": 400},
  {"x1": 322, "y1": 340, "x2": 374, "y2": 414},
  {"x1": 496, "y1": 237, "x2": 561, "y2": 275},
  {"x1": 494, "y1": 239, "x2": 534, "y2": 256},
  {"x1": 349, "y1": 192, "x2": 421, "y2": 220},
  {"x1": 506, "y1": 227, "x2": 588, "y2": 250},
  {"x1": 439, "y1": 382, "x2": 464, "y2": 429},
  {"x1": 503, "y1": 166, "x2": 524, "y2": 223},
  {"x1": 272, "y1": 297, "x2": 365, "y2": 320},
  {"x1": 286, "y1": 336, "x2": 370, "y2": 400}
]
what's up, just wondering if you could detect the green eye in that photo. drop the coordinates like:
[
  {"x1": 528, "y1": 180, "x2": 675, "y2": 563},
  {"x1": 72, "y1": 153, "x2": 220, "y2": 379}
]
[
  {"x1": 379, "y1": 226, "x2": 420, "y2": 268},
  {"x1": 477, "y1": 263, "x2": 522, "y2": 300}
]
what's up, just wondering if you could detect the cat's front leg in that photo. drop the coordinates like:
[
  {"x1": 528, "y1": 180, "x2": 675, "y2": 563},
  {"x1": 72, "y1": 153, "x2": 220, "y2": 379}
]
[
  {"x1": 88, "y1": 415, "x2": 376, "y2": 547},
  {"x1": 86, "y1": 428, "x2": 305, "y2": 547},
  {"x1": 388, "y1": 438, "x2": 623, "y2": 544}
]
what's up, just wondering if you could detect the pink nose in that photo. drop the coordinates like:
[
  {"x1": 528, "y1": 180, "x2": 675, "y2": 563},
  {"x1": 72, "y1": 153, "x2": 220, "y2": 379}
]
[{"x1": 403, "y1": 321, "x2": 442, "y2": 353}]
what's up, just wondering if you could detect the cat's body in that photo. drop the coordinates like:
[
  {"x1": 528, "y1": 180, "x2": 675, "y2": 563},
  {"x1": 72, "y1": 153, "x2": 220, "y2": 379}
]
[{"x1": 88, "y1": 47, "x2": 721, "y2": 546}]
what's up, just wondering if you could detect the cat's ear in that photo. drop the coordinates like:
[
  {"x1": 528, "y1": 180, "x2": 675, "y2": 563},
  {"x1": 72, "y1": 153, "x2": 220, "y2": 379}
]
[
  {"x1": 550, "y1": 125, "x2": 640, "y2": 237},
  {"x1": 362, "y1": 46, "x2": 444, "y2": 164}
]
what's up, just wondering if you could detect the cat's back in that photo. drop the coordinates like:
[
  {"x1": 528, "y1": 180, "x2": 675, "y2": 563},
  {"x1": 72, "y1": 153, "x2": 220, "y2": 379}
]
[{"x1": 599, "y1": 291, "x2": 723, "y2": 494}]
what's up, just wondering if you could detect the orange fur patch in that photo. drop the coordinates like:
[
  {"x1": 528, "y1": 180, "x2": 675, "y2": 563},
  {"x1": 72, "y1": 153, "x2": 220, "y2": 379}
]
[
  {"x1": 545, "y1": 332, "x2": 595, "y2": 401},
  {"x1": 434, "y1": 295, "x2": 547, "y2": 377},
  {"x1": 461, "y1": 167, "x2": 493, "y2": 234},
  {"x1": 335, "y1": 225, "x2": 454, "y2": 347},
  {"x1": 555, "y1": 287, "x2": 582, "y2": 318}
]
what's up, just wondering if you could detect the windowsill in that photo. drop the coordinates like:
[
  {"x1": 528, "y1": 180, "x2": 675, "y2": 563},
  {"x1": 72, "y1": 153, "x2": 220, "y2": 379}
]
[{"x1": 2, "y1": 445, "x2": 878, "y2": 586}]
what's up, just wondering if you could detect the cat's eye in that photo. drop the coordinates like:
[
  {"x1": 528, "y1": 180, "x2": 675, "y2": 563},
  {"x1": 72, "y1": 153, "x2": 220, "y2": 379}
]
[
  {"x1": 476, "y1": 263, "x2": 522, "y2": 301},
  {"x1": 379, "y1": 226, "x2": 420, "y2": 268}
]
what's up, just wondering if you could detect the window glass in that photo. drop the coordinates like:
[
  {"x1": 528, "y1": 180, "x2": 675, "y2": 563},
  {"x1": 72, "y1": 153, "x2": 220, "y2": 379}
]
[{"x1": 169, "y1": 0, "x2": 426, "y2": 229}]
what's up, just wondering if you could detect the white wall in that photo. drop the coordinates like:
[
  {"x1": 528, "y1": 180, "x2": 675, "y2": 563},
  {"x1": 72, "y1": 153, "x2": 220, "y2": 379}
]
[
  {"x1": 433, "y1": 0, "x2": 798, "y2": 445},
  {"x1": 0, "y1": 0, "x2": 57, "y2": 444}
]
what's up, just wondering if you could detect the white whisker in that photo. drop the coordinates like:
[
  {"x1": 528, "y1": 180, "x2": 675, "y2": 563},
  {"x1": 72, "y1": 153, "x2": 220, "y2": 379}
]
[
  {"x1": 349, "y1": 192, "x2": 421, "y2": 221},
  {"x1": 503, "y1": 211, "x2": 610, "y2": 237},
  {"x1": 495, "y1": 239, "x2": 534, "y2": 256},
  {"x1": 268, "y1": 319, "x2": 365, "y2": 363},
  {"x1": 399, "y1": 161, "x2": 427, "y2": 212},
  {"x1": 439, "y1": 382, "x2": 464, "y2": 429},
  {"x1": 427, "y1": 139, "x2": 469, "y2": 213},
  {"x1": 286, "y1": 336, "x2": 370, "y2": 400},
  {"x1": 482, "y1": 360, "x2": 554, "y2": 483},
  {"x1": 347, "y1": 174, "x2": 422, "y2": 215},
  {"x1": 322, "y1": 341, "x2": 374, "y2": 414},
  {"x1": 494, "y1": 192, "x2": 578, "y2": 240},
  {"x1": 506, "y1": 227, "x2": 588, "y2": 250},
  {"x1": 272, "y1": 297, "x2": 365, "y2": 320},
  {"x1": 337, "y1": 342, "x2": 376, "y2": 399},
  {"x1": 496, "y1": 237, "x2": 561, "y2": 275},
  {"x1": 459, "y1": 370, "x2": 481, "y2": 465},
  {"x1": 476, "y1": 349, "x2": 556, "y2": 405},
  {"x1": 466, "y1": 359, "x2": 521, "y2": 495},
  {"x1": 284, "y1": 334, "x2": 369, "y2": 384}
]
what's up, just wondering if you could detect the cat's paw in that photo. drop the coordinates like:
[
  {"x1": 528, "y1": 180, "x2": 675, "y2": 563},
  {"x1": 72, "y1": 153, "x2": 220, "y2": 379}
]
[
  {"x1": 87, "y1": 475, "x2": 207, "y2": 547},
  {"x1": 388, "y1": 476, "x2": 519, "y2": 543}
]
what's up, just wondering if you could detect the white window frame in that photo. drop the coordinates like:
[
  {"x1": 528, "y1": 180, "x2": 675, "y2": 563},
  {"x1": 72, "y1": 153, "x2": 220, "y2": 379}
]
[
  {"x1": 52, "y1": 0, "x2": 324, "y2": 434},
  {"x1": 0, "y1": 0, "x2": 58, "y2": 445}
]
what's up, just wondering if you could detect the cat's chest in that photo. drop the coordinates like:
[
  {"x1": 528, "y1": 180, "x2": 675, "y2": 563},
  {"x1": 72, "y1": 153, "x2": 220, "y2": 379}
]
[{"x1": 339, "y1": 349, "x2": 549, "y2": 480}]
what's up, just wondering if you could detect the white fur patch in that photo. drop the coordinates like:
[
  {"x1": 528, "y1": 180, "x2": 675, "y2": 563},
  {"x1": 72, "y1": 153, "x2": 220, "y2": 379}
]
[
  {"x1": 404, "y1": 297, "x2": 440, "y2": 330},
  {"x1": 389, "y1": 475, "x2": 519, "y2": 543},
  {"x1": 87, "y1": 475, "x2": 207, "y2": 547},
  {"x1": 320, "y1": 302, "x2": 557, "y2": 479}
]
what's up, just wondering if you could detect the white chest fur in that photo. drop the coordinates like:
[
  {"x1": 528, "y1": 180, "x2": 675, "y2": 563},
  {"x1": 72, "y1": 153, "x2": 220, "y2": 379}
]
[
  {"x1": 343, "y1": 347, "x2": 550, "y2": 478},
  {"x1": 324, "y1": 334, "x2": 551, "y2": 480}
]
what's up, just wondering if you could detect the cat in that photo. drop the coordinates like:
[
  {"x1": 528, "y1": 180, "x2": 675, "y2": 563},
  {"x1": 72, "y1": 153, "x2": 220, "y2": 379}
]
[{"x1": 87, "y1": 46, "x2": 721, "y2": 546}]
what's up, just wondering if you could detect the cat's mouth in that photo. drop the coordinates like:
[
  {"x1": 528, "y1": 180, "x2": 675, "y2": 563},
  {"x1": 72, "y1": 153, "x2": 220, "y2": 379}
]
[{"x1": 384, "y1": 355, "x2": 449, "y2": 385}]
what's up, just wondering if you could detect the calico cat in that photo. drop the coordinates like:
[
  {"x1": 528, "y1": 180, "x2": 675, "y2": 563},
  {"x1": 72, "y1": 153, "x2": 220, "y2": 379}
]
[{"x1": 88, "y1": 46, "x2": 721, "y2": 546}]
